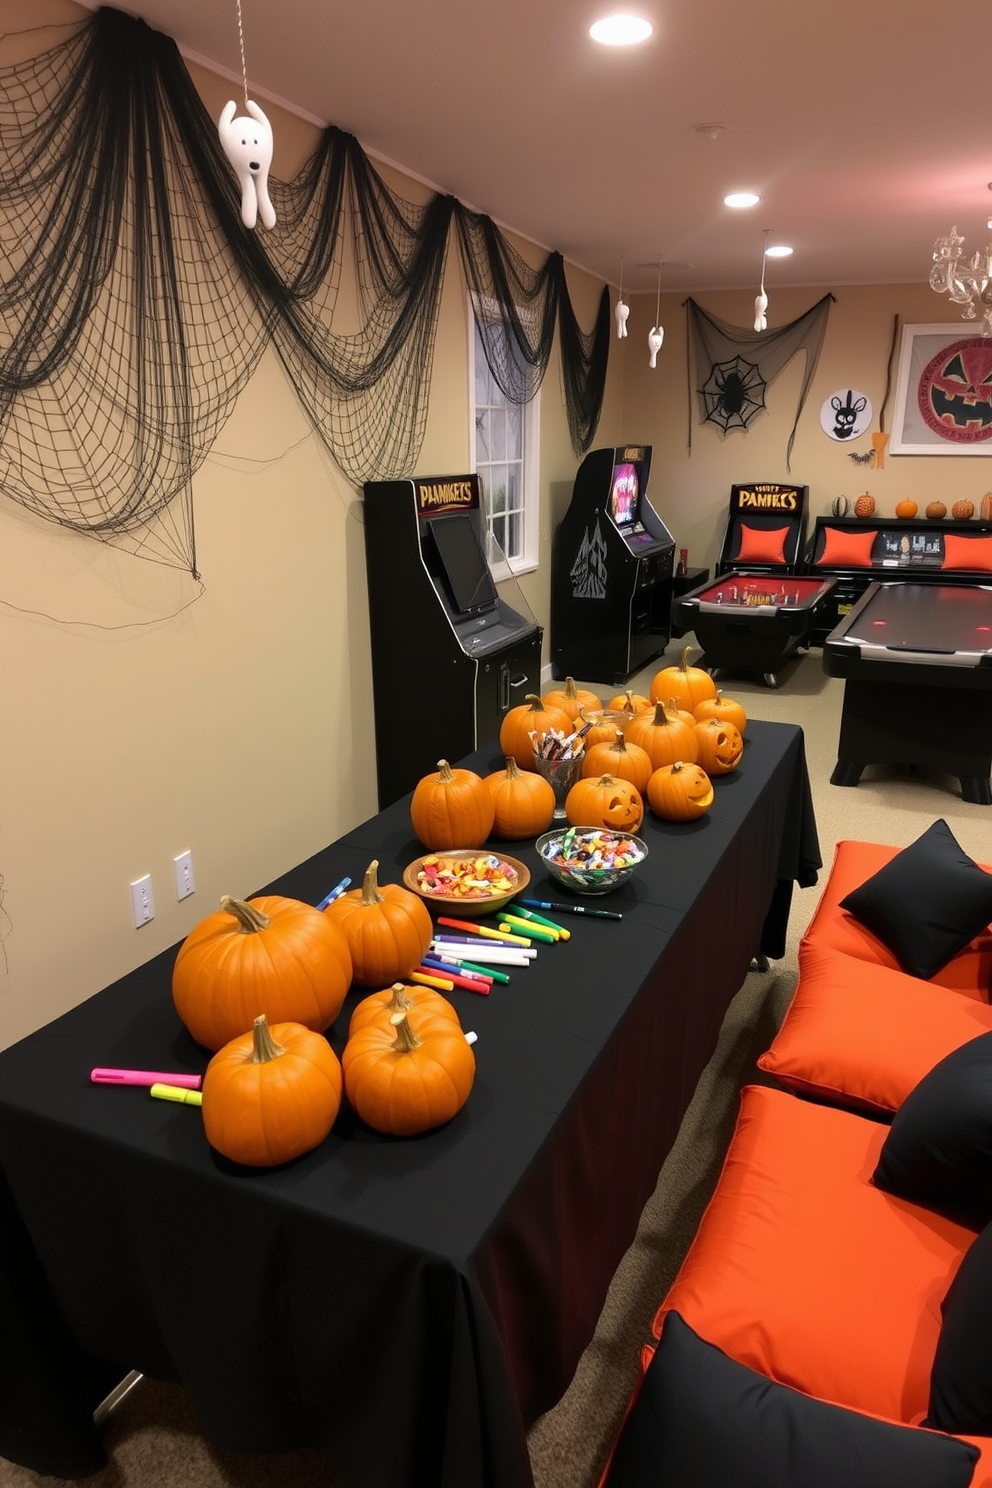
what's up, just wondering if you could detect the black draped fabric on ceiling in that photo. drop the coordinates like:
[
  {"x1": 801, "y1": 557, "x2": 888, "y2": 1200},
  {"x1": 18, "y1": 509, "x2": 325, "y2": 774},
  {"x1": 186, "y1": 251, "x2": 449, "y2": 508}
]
[{"x1": 0, "y1": 6, "x2": 610, "y2": 576}]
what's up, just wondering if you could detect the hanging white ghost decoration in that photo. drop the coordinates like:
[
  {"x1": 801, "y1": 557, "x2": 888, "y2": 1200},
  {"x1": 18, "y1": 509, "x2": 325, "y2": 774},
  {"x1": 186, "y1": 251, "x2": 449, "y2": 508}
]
[
  {"x1": 218, "y1": 99, "x2": 276, "y2": 230},
  {"x1": 648, "y1": 326, "x2": 664, "y2": 368},
  {"x1": 615, "y1": 297, "x2": 630, "y2": 338},
  {"x1": 753, "y1": 291, "x2": 768, "y2": 333}
]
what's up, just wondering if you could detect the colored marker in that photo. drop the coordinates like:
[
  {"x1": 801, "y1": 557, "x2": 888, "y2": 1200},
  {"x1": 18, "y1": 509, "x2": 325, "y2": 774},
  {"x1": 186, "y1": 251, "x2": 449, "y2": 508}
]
[
  {"x1": 518, "y1": 898, "x2": 623, "y2": 921},
  {"x1": 499, "y1": 916, "x2": 557, "y2": 945},
  {"x1": 428, "y1": 949, "x2": 512, "y2": 983},
  {"x1": 92, "y1": 1068, "x2": 202, "y2": 1090},
  {"x1": 438, "y1": 917, "x2": 532, "y2": 946},
  {"x1": 419, "y1": 961, "x2": 491, "y2": 995},
  {"x1": 423, "y1": 956, "x2": 492, "y2": 986},
  {"x1": 508, "y1": 903, "x2": 570, "y2": 939},
  {"x1": 150, "y1": 1083, "x2": 203, "y2": 1106},
  {"x1": 316, "y1": 877, "x2": 352, "y2": 910},
  {"x1": 431, "y1": 937, "x2": 535, "y2": 963},
  {"x1": 410, "y1": 969, "x2": 455, "y2": 991}
]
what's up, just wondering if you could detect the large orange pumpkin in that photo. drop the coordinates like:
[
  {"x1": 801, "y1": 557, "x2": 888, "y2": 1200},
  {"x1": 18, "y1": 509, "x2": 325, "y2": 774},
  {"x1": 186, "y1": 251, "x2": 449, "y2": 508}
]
[
  {"x1": 499, "y1": 695, "x2": 571, "y2": 770},
  {"x1": 323, "y1": 859, "x2": 433, "y2": 987},
  {"x1": 565, "y1": 772, "x2": 644, "y2": 832},
  {"x1": 201, "y1": 1015, "x2": 342, "y2": 1167},
  {"x1": 343, "y1": 1009, "x2": 476, "y2": 1136},
  {"x1": 693, "y1": 690, "x2": 748, "y2": 735},
  {"x1": 348, "y1": 981, "x2": 459, "y2": 1038},
  {"x1": 581, "y1": 729, "x2": 653, "y2": 793},
  {"x1": 692, "y1": 717, "x2": 744, "y2": 775},
  {"x1": 649, "y1": 646, "x2": 717, "y2": 712},
  {"x1": 625, "y1": 701, "x2": 699, "y2": 769},
  {"x1": 410, "y1": 760, "x2": 495, "y2": 850},
  {"x1": 542, "y1": 676, "x2": 603, "y2": 721},
  {"x1": 646, "y1": 761, "x2": 715, "y2": 821},
  {"x1": 172, "y1": 895, "x2": 353, "y2": 1051},
  {"x1": 484, "y1": 755, "x2": 556, "y2": 839}
]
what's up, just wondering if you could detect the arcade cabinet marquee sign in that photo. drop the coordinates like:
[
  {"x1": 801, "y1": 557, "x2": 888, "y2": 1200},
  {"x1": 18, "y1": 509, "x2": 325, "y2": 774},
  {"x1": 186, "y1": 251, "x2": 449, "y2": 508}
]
[
  {"x1": 731, "y1": 482, "x2": 802, "y2": 513},
  {"x1": 415, "y1": 478, "x2": 478, "y2": 516}
]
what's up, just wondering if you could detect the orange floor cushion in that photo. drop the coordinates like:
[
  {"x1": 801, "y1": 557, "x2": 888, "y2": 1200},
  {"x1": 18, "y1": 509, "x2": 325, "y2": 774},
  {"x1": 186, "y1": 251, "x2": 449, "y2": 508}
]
[
  {"x1": 653, "y1": 1085, "x2": 979, "y2": 1427},
  {"x1": 757, "y1": 943, "x2": 992, "y2": 1114}
]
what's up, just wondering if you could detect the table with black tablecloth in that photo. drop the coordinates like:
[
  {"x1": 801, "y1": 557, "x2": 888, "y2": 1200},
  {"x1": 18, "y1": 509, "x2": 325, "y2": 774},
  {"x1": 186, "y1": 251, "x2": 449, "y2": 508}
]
[{"x1": 0, "y1": 720, "x2": 819, "y2": 1488}]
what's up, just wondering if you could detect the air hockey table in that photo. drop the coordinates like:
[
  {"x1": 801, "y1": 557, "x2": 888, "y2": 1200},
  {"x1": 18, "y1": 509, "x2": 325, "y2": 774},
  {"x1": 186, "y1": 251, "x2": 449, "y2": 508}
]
[
  {"x1": 671, "y1": 571, "x2": 837, "y2": 688},
  {"x1": 822, "y1": 580, "x2": 992, "y2": 804}
]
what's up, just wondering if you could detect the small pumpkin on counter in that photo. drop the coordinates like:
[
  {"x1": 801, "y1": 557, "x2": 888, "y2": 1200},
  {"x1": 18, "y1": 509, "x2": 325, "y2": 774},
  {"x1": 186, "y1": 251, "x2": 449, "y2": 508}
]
[
  {"x1": 693, "y1": 717, "x2": 744, "y2": 776},
  {"x1": 625, "y1": 701, "x2": 699, "y2": 770},
  {"x1": 853, "y1": 492, "x2": 875, "y2": 517},
  {"x1": 650, "y1": 646, "x2": 717, "y2": 713},
  {"x1": 926, "y1": 501, "x2": 947, "y2": 520},
  {"x1": 581, "y1": 729, "x2": 653, "y2": 794},
  {"x1": 565, "y1": 772, "x2": 644, "y2": 833},
  {"x1": 895, "y1": 498, "x2": 919, "y2": 519},
  {"x1": 323, "y1": 859, "x2": 433, "y2": 987},
  {"x1": 484, "y1": 755, "x2": 556, "y2": 839},
  {"x1": 693, "y1": 690, "x2": 748, "y2": 736},
  {"x1": 541, "y1": 676, "x2": 603, "y2": 721},
  {"x1": 348, "y1": 981, "x2": 458, "y2": 1039},
  {"x1": 202, "y1": 1014, "x2": 342, "y2": 1167},
  {"x1": 499, "y1": 695, "x2": 571, "y2": 770},
  {"x1": 952, "y1": 500, "x2": 975, "y2": 520},
  {"x1": 410, "y1": 760, "x2": 495, "y2": 850},
  {"x1": 343, "y1": 1009, "x2": 476, "y2": 1136},
  {"x1": 172, "y1": 895, "x2": 352, "y2": 1051},
  {"x1": 646, "y1": 761, "x2": 715, "y2": 821}
]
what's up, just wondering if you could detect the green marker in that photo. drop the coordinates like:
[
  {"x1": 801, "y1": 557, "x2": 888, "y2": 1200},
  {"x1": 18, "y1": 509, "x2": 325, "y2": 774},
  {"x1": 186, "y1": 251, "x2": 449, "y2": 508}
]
[{"x1": 508, "y1": 902, "x2": 569, "y2": 939}]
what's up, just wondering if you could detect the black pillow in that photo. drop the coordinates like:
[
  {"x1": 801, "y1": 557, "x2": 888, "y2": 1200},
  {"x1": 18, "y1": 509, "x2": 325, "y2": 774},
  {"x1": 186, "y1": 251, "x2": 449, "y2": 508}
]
[
  {"x1": 873, "y1": 1031, "x2": 992, "y2": 1224},
  {"x1": 927, "y1": 1219, "x2": 992, "y2": 1436},
  {"x1": 605, "y1": 1311, "x2": 979, "y2": 1488},
  {"x1": 839, "y1": 819, "x2": 992, "y2": 980}
]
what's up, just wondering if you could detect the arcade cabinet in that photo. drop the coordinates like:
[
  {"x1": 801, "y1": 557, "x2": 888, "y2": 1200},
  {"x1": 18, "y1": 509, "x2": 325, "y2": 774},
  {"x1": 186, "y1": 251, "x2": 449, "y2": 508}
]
[
  {"x1": 363, "y1": 473, "x2": 542, "y2": 808},
  {"x1": 715, "y1": 481, "x2": 809, "y2": 576},
  {"x1": 551, "y1": 445, "x2": 675, "y2": 684}
]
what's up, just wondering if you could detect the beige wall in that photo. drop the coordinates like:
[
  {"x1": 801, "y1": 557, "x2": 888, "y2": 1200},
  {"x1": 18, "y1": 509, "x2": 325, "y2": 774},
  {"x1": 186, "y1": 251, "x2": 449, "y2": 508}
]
[
  {"x1": 0, "y1": 0, "x2": 623, "y2": 1049},
  {"x1": 618, "y1": 281, "x2": 991, "y2": 573}
]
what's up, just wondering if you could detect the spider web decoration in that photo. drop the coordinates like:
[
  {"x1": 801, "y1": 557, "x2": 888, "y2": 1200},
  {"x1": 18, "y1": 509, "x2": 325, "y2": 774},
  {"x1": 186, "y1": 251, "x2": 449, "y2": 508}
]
[
  {"x1": 700, "y1": 356, "x2": 767, "y2": 432},
  {"x1": 686, "y1": 295, "x2": 834, "y2": 470},
  {"x1": 0, "y1": 8, "x2": 609, "y2": 577}
]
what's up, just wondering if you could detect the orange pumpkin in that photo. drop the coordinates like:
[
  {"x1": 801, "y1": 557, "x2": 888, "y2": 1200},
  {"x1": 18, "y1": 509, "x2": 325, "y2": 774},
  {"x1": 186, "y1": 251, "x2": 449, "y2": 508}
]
[
  {"x1": 541, "y1": 676, "x2": 603, "y2": 721},
  {"x1": 692, "y1": 717, "x2": 744, "y2": 775},
  {"x1": 499, "y1": 695, "x2": 571, "y2": 770},
  {"x1": 202, "y1": 1015, "x2": 342, "y2": 1167},
  {"x1": 650, "y1": 646, "x2": 717, "y2": 712},
  {"x1": 665, "y1": 695, "x2": 697, "y2": 729},
  {"x1": 172, "y1": 895, "x2": 353, "y2": 1051},
  {"x1": 625, "y1": 701, "x2": 699, "y2": 769},
  {"x1": 581, "y1": 729, "x2": 653, "y2": 794},
  {"x1": 484, "y1": 755, "x2": 556, "y2": 839},
  {"x1": 410, "y1": 760, "x2": 495, "y2": 850},
  {"x1": 926, "y1": 501, "x2": 947, "y2": 520},
  {"x1": 646, "y1": 761, "x2": 715, "y2": 821},
  {"x1": 323, "y1": 859, "x2": 433, "y2": 988},
  {"x1": 853, "y1": 492, "x2": 875, "y2": 517},
  {"x1": 348, "y1": 981, "x2": 458, "y2": 1038},
  {"x1": 565, "y1": 772, "x2": 644, "y2": 832},
  {"x1": 343, "y1": 1009, "x2": 476, "y2": 1136},
  {"x1": 895, "y1": 498, "x2": 918, "y2": 519},
  {"x1": 574, "y1": 708, "x2": 633, "y2": 750},
  {"x1": 608, "y1": 688, "x2": 651, "y2": 715},
  {"x1": 693, "y1": 690, "x2": 747, "y2": 735},
  {"x1": 952, "y1": 501, "x2": 975, "y2": 520}
]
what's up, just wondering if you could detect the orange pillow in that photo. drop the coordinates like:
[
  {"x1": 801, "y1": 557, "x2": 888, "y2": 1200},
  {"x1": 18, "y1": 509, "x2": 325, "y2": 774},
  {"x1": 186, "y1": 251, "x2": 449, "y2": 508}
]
[
  {"x1": 655, "y1": 1085, "x2": 976, "y2": 1427},
  {"x1": 757, "y1": 942, "x2": 992, "y2": 1114},
  {"x1": 942, "y1": 534, "x2": 992, "y2": 572},
  {"x1": 816, "y1": 525, "x2": 877, "y2": 567},
  {"x1": 734, "y1": 523, "x2": 790, "y2": 565}
]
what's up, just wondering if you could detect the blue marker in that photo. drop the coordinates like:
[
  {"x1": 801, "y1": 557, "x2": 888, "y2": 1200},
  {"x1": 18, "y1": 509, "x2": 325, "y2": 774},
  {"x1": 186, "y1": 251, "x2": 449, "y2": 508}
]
[{"x1": 316, "y1": 877, "x2": 352, "y2": 910}]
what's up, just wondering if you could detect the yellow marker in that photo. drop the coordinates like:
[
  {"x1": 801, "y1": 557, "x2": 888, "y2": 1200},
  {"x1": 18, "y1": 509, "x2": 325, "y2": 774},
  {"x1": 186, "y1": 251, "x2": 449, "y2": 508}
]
[
  {"x1": 471, "y1": 924, "x2": 531, "y2": 946},
  {"x1": 150, "y1": 1082, "x2": 203, "y2": 1106},
  {"x1": 410, "y1": 970, "x2": 455, "y2": 991},
  {"x1": 500, "y1": 916, "x2": 556, "y2": 944},
  {"x1": 508, "y1": 903, "x2": 570, "y2": 940}
]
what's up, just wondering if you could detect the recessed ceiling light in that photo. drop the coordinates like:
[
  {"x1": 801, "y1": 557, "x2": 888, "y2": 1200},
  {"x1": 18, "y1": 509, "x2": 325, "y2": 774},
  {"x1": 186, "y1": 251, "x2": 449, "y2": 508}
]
[
  {"x1": 589, "y1": 13, "x2": 654, "y2": 45},
  {"x1": 765, "y1": 245, "x2": 793, "y2": 258},
  {"x1": 724, "y1": 192, "x2": 760, "y2": 209}
]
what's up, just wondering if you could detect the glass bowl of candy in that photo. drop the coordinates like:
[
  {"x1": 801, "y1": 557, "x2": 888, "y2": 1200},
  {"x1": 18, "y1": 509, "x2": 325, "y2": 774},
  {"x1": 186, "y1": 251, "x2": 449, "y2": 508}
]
[
  {"x1": 403, "y1": 850, "x2": 530, "y2": 916},
  {"x1": 535, "y1": 827, "x2": 648, "y2": 896}
]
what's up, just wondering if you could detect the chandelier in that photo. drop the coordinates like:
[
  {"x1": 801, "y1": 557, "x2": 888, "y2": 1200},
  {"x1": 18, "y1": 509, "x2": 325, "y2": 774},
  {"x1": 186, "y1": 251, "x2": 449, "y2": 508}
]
[{"x1": 930, "y1": 224, "x2": 992, "y2": 335}]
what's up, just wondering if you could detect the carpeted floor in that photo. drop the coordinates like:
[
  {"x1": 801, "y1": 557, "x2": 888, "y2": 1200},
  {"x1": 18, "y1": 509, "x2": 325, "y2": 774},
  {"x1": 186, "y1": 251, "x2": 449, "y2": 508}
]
[{"x1": 6, "y1": 637, "x2": 990, "y2": 1488}]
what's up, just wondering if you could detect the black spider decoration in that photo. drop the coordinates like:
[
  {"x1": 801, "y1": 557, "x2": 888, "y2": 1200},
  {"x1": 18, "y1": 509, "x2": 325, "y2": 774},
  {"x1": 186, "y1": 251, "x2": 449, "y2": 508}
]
[{"x1": 700, "y1": 356, "x2": 767, "y2": 433}]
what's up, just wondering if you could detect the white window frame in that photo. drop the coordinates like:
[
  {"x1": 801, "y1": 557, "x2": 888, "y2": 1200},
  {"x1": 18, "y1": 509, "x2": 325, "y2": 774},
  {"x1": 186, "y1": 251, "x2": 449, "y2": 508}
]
[{"x1": 468, "y1": 294, "x2": 540, "y2": 580}]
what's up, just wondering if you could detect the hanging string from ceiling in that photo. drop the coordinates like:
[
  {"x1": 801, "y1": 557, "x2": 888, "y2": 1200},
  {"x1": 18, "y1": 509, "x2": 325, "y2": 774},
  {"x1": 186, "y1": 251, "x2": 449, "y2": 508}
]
[
  {"x1": 648, "y1": 262, "x2": 664, "y2": 368},
  {"x1": 217, "y1": 0, "x2": 276, "y2": 231}
]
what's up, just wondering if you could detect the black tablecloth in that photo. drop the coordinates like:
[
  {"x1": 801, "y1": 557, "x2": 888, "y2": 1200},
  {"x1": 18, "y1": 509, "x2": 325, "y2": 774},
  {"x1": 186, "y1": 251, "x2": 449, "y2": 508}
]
[{"x1": 0, "y1": 720, "x2": 818, "y2": 1487}]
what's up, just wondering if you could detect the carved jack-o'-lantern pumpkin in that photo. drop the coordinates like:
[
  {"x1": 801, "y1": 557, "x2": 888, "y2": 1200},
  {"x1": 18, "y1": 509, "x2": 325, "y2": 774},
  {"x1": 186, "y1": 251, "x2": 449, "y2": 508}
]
[
  {"x1": 918, "y1": 340, "x2": 992, "y2": 444},
  {"x1": 692, "y1": 718, "x2": 744, "y2": 776},
  {"x1": 565, "y1": 773, "x2": 644, "y2": 833}
]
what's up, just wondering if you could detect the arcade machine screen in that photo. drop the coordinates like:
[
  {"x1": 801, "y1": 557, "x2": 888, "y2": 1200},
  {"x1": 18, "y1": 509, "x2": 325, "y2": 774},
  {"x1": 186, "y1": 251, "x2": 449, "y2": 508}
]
[
  {"x1": 609, "y1": 462, "x2": 639, "y2": 527},
  {"x1": 428, "y1": 513, "x2": 499, "y2": 619}
]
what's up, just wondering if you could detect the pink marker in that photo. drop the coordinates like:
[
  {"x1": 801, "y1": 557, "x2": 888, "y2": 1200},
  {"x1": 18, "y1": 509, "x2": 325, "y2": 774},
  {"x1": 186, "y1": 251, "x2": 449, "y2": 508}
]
[{"x1": 91, "y1": 1067, "x2": 202, "y2": 1090}]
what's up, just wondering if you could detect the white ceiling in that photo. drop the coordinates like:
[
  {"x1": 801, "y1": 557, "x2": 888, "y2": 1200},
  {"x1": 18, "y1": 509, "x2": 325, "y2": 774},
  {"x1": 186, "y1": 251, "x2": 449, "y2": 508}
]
[{"x1": 102, "y1": 0, "x2": 989, "y2": 298}]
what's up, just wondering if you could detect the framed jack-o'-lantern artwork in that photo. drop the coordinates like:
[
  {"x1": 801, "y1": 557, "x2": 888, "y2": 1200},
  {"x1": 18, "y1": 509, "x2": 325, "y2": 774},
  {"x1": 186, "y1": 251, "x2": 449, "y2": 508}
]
[{"x1": 891, "y1": 323, "x2": 992, "y2": 454}]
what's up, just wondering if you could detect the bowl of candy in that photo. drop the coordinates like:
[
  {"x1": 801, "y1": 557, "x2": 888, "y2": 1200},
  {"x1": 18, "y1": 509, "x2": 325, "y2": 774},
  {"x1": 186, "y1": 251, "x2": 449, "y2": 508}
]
[
  {"x1": 403, "y1": 850, "x2": 530, "y2": 917},
  {"x1": 535, "y1": 826, "x2": 648, "y2": 896}
]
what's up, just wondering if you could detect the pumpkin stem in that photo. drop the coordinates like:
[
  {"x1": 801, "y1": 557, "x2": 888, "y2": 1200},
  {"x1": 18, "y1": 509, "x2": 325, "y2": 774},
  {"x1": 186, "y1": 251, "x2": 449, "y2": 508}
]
[
  {"x1": 436, "y1": 760, "x2": 455, "y2": 782},
  {"x1": 361, "y1": 859, "x2": 385, "y2": 906},
  {"x1": 385, "y1": 983, "x2": 415, "y2": 1012},
  {"x1": 503, "y1": 756, "x2": 522, "y2": 780},
  {"x1": 563, "y1": 677, "x2": 579, "y2": 700},
  {"x1": 651, "y1": 701, "x2": 671, "y2": 726},
  {"x1": 220, "y1": 895, "x2": 270, "y2": 934},
  {"x1": 525, "y1": 693, "x2": 545, "y2": 712},
  {"x1": 249, "y1": 1014, "x2": 287, "y2": 1064},
  {"x1": 390, "y1": 1010, "x2": 423, "y2": 1052},
  {"x1": 679, "y1": 645, "x2": 692, "y2": 672}
]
